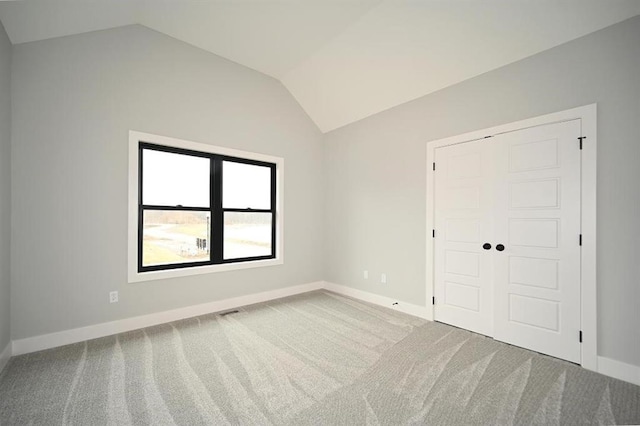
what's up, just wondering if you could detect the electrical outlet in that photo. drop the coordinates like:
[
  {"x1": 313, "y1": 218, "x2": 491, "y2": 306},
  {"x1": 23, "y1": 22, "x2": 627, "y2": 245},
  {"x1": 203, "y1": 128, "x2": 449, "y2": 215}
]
[
  {"x1": 109, "y1": 291, "x2": 119, "y2": 303},
  {"x1": 381, "y1": 273, "x2": 387, "y2": 284},
  {"x1": 363, "y1": 270, "x2": 369, "y2": 279}
]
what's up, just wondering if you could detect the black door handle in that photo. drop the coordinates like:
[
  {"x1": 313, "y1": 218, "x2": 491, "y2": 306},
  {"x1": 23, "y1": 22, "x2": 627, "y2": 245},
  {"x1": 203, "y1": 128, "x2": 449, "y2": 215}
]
[
  {"x1": 496, "y1": 244, "x2": 505, "y2": 251},
  {"x1": 483, "y1": 243, "x2": 492, "y2": 250}
]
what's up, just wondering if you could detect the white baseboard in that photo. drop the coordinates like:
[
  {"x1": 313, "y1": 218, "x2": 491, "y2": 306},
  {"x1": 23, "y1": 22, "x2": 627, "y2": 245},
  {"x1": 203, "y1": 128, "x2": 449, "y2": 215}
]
[
  {"x1": 11, "y1": 281, "x2": 324, "y2": 356},
  {"x1": 324, "y1": 283, "x2": 640, "y2": 386},
  {"x1": 8, "y1": 279, "x2": 640, "y2": 388},
  {"x1": 0, "y1": 341, "x2": 11, "y2": 374},
  {"x1": 10, "y1": 280, "x2": 429, "y2": 357},
  {"x1": 323, "y1": 281, "x2": 431, "y2": 320},
  {"x1": 597, "y1": 356, "x2": 640, "y2": 386}
]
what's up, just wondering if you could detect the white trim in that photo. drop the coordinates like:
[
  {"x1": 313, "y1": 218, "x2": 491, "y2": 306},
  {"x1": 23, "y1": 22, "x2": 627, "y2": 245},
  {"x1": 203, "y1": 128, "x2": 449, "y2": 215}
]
[
  {"x1": 425, "y1": 104, "x2": 598, "y2": 371},
  {"x1": 578, "y1": 105, "x2": 598, "y2": 372},
  {"x1": 12, "y1": 281, "x2": 323, "y2": 356},
  {"x1": 128, "y1": 130, "x2": 285, "y2": 283},
  {"x1": 8, "y1": 280, "x2": 638, "y2": 386},
  {"x1": 0, "y1": 341, "x2": 10, "y2": 373},
  {"x1": 597, "y1": 356, "x2": 640, "y2": 386},
  {"x1": 323, "y1": 282, "x2": 431, "y2": 320}
]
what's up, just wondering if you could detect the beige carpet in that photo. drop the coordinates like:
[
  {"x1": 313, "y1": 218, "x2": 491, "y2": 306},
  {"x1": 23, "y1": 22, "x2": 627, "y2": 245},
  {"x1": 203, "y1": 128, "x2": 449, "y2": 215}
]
[{"x1": 0, "y1": 290, "x2": 638, "y2": 425}]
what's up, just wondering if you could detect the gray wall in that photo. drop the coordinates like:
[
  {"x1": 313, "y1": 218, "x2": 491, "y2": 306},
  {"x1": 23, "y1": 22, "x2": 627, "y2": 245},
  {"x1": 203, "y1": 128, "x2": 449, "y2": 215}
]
[
  {"x1": 11, "y1": 25, "x2": 324, "y2": 340},
  {"x1": 323, "y1": 16, "x2": 640, "y2": 367},
  {"x1": 7, "y1": 16, "x2": 639, "y2": 369},
  {"x1": 0, "y1": 21, "x2": 10, "y2": 352}
]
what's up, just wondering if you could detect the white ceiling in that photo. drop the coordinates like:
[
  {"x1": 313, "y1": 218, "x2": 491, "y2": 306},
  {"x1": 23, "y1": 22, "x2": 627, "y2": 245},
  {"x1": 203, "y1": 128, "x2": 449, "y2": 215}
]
[{"x1": 1, "y1": 0, "x2": 639, "y2": 132}]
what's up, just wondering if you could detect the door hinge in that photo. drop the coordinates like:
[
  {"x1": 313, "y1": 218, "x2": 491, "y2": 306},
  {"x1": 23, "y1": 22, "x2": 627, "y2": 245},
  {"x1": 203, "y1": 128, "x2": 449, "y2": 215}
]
[
  {"x1": 578, "y1": 136, "x2": 586, "y2": 150},
  {"x1": 432, "y1": 229, "x2": 436, "y2": 238},
  {"x1": 579, "y1": 330, "x2": 583, "y2": 343},
  {"x1": 432, "y1": 297, "x2": 436, "y2": 305},
  {"x1": 433, "y1": 162, "x2": 436, "y2": 171},
  {"x1": 579, "y1": 234, "x2": 582, "y2": 246}
]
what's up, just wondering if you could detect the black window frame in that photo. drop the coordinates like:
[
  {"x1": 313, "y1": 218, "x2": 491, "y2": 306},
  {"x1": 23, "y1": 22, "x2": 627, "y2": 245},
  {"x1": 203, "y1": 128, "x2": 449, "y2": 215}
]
[{"x1": 138, "y1": 142, "x2": 277, "y2": 273}]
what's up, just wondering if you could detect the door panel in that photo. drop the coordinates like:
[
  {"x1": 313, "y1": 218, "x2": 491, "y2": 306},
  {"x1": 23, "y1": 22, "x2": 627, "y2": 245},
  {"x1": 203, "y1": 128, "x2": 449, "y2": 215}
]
[
  {"x1": 508, "y1": 218, "x2": 560, "y2": 248},
  {"x1": 493, "y1": 120, "x2": 581, "y2": 363},
  {"x1": 445, "y1": 250, "x2": 481, "y2": 277},
  {"x1": 508, "y1": 256, "x2": 559, "y2": 290},
  {"x1": 445, "y1": 219, "x2": 480, "y2": 243},
  {"x1": 508, "y1": 294, "x2": 560, "y2": 331},
  {"x1": 509, "y1": 138, "x2": 559, "y2": 171},
  {"x1": 434, "y1": 140, "x2": 494, "y2": 336},
  {"x1": 509, "y1": 178, "x2": 559, "y2": 209},
  {"x1": 445, "y1": 281, "x2": 480, "y2": 311}
]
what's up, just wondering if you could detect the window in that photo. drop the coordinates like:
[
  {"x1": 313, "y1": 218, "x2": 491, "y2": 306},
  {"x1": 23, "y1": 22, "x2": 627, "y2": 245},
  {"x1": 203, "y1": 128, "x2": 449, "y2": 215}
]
[{"x1": 128, "y1": 131, "x2": 283, "y2": 282}]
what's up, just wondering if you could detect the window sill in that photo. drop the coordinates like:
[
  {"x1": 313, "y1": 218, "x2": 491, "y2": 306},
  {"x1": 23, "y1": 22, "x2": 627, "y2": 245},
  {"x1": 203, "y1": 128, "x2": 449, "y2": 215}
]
[{"x1": 128, "y1": 257, "x2": 283, "y2": 283}]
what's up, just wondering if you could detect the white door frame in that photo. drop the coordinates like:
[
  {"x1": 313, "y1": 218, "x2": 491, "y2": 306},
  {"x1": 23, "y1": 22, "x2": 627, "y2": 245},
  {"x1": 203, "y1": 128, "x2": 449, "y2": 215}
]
[{"x1": 425, "y1": 104, "x2": 597, "y2": 371}]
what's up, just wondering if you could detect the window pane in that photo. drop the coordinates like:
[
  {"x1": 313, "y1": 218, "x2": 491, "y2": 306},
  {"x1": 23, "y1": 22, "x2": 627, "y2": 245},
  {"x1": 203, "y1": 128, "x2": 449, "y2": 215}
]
[
  {"x1": 224, "y1": 212, "x2": 272, "y2": 259},
  {"x1": 223, "y1": 161, "x2": 271, "y2": 209},
  {"x1": 142, "y1": 149, "x2": 210, "y2": 207},
  {"x1": 142, "y1": 210, "x2": 211, "y2": 267}
]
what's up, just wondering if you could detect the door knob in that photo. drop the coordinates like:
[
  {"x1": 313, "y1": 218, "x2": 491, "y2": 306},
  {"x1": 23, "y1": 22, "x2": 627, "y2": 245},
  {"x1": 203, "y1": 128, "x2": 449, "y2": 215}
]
[
  {"x1": 483, "y1": 243, "x2": 492, "y2": 250},
  {"x1": 496, "y1": 244, "x2": 505, "y2": 251}
]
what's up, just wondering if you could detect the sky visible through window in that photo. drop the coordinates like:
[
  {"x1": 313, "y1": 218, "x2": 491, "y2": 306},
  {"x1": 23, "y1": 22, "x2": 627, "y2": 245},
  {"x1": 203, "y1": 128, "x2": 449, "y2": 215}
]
[
  {"x1": 141, "y1": 149, "x2": 273, "y2": 267},
  {"x1": 143, "y1": 149, "x2": 210, "y2": 207},
  {"x1": 223, "y1": 161, "x2": 271, "y2": 209}
]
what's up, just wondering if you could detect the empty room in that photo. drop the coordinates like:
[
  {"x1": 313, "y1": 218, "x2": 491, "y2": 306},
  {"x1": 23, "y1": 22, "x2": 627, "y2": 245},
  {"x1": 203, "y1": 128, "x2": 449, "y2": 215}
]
[{"x1": 0, "y1": 0, "x2": 639, "y2": 424}]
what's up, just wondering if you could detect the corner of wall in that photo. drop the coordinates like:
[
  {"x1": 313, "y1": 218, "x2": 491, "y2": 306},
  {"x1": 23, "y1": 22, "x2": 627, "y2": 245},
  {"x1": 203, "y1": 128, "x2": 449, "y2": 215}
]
[{"x1": 0, "y1": 17, "x2": 13, "y2": 365}]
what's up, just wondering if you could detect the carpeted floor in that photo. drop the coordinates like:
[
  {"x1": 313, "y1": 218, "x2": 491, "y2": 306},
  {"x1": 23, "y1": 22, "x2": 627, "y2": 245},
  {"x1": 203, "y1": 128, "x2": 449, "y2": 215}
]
[{"x1": 0, "y1": 290, "x2": 638, "y2": 425}]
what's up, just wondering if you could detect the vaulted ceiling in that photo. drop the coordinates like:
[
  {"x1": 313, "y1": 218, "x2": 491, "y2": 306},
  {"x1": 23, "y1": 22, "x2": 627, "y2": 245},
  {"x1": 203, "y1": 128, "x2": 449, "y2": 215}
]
[{"x1": 1, "y1": 0, "x2": 639, "y2": 132}]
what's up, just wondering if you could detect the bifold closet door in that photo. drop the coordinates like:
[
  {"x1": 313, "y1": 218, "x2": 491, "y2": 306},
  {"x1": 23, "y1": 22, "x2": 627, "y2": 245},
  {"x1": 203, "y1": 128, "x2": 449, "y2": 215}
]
[
  {"x1": 433, "y1": 138, "x2": 495, "y2": 336},
  {"x1": 434, "y1": 119, "x2": 582, "y2": 363},
  {"x1": 492, "y1": 120, "x2": 582, "y2": 363}
]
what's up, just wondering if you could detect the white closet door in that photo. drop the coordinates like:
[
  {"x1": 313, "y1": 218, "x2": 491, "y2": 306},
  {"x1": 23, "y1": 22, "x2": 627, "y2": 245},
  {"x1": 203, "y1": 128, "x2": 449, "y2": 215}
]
[
  {"x1": 492, "y1": 120, "x2": 582, "y2": 363},
  {"x1": 434, "y1": 139, "x2": 494, "y2": 336}
]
